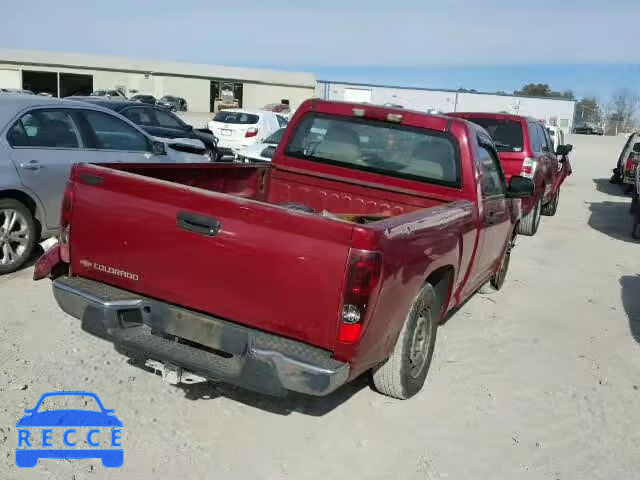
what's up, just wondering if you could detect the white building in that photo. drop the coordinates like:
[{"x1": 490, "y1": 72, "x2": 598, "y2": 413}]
[
  {"x1": 0, "y1": 49, "x2": 316, "y2": 113},
  {"x1": 316, "y1": 80, "x2": 577, "y2": 133}
]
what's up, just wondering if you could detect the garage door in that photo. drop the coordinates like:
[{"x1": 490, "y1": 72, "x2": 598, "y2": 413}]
[{"x1": 343, "y1": 88, "x2": 372, "y2": 103}]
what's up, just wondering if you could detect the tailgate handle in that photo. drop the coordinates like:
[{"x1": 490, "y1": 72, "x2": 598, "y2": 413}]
[{"x1": 177, "y1": 212, "x2": 221, "y2": 237}]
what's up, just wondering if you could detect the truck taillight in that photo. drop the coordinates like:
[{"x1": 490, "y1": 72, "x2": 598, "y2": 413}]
[
  {"x1": 59, "y1": 181, "x2": 75, "y2": 263},
  {"x1": 520, "y1": 157, "x2": 537, "y2": 178},
  {"x1": 338, "y1": 250, "x2": 382, "y2": 343},
  {"x1": 625, "y1": 154, "x2": 638, "y2": 174},
  {"x1": 245, "y1": 127, "x2": 258, "y2": 138}
]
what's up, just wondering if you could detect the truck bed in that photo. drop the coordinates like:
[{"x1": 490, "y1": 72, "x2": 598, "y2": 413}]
[{"x1": 66, "y1": 162, "x2": 460, "y2": 353}]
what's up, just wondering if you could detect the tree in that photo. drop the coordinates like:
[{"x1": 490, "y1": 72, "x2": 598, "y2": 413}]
[
  {"x1": 608, "y1": 88, "x2": 639, "y2": 132},
  {"x1": 575, "y1": 97, "x2": 601, "y2": 124},
  {"x1": 514, "y1": 83, "x2": 575, "y2": 100}
]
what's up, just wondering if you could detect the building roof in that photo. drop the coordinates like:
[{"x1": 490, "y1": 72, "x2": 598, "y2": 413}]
[
  {"x1": 0, "y1": 48, "x2": 316, "y2": 88},
  {"x1": 317, "y1": 79, "x2": 576, "y2": 104}
]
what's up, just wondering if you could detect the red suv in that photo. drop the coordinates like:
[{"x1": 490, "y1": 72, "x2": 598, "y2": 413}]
[{"x1": 447, "y1": 113, "x2": 564, "y2": 236}]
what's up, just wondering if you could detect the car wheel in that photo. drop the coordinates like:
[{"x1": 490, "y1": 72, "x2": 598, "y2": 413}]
[
  {"x1": 0, "y1": 199, "x2": 38, "y2": 275},
  {"x1": 371, "y1": 284, "x2": 438, "y2": 399},
  {"x1": 479, "y1": 233, "x2": 514, "y2": 294},
  {"x1": 518, "y1": 196, "x2": 542, "y2": 236},
  {"x1": 542, "y1": 190, "x2": 560, "y2": 216}
]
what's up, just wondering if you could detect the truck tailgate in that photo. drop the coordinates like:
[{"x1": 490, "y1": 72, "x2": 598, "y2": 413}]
[{"x1": 69, "y1": 164, "x2": 354, "y2": 350}]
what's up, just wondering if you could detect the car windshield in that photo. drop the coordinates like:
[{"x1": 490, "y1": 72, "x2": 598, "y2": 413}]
[
  {"x1": 37, "y1": 395, "x2": 102, "y2": 412},
  {"x1": 160, "y1": 96, "x2": 177, "y2": 102},
  {"x1": 465, "y1": 118, "x2": 524, "y2": 152},
  {"x1": 264, "y1": 128, "x2": 285, "y2": 144},
  {"x1": 91, "y1": 90, "x2": 107, "y2": 96},
  {"x1": 285, "y1": 113, "x2": 460, "y2": 187},
  {"x1": 213, "y1": 111, "x2": 259, "y2": 124}
]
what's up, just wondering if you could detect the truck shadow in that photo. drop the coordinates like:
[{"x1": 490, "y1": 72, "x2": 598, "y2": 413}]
[
  {"x1": 174, "y1": 374, "x2": 369, "y2": 416},
  {"x1": 117, "y1": 349, "x2": 368, "y2": 416},
  {"x1": 619, "y1": 275, "x2": 640, "y2": 345},
  {"x1": 592, "y1": 178, "x2": 628, "y2": 197},
  {"x1": 587, "y1": 200, "x2": 637, "y2": 243}
]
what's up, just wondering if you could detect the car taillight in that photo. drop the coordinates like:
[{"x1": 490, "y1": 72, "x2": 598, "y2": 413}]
[
  {"x1": 338, "y1": 250, "x2": 383, "y2": 343},
  {"x1": 245, "y1": 127, "x2": 258, "y2": 138},
  {"x1": 59, "y1": 181, "x2": 75, "y2": 263},
  {"x1": 520, "y1": 157, "x2": 538, "y2": 178}
]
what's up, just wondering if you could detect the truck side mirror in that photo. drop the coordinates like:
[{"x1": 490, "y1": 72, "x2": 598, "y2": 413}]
[
  {"x1": 151, "y1": 140, "x2": 166, "y2": 155},
  {"x1": 556, "y1": 144, "x2": 573, "y2": 156},
  {"x1": 507, "y1": 176, "x2": 535, "y2": 198}
]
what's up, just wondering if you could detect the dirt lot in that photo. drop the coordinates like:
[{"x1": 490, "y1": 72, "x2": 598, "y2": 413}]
[{"x1": 1, "y1": 134, "x2": 640, "y2": 479}]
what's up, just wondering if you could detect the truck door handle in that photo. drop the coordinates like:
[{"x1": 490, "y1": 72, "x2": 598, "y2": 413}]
[
  {"x1": 20, "y1": 160, "x2": 42, "y2": 171},
  {"x1": 177, "y1": 212, "x2": 221, "y2": 237}
]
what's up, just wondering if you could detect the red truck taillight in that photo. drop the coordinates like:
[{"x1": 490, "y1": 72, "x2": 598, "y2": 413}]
[
  {"x1": 520, "y1": 157, "x2": 538, "y2": 178},
  {"x1": 338, "y1": 250, "x2": 382, "y2": 343},
  {"x1": 59, "y1": 181, "x2": 75, "y2": 263},
  {"x1": 625, "y1": 154, "x2": 638, "y2": 175}
]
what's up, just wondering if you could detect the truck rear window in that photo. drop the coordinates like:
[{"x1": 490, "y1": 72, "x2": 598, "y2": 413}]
[
  {"x1": 284, "y1": 113, "x2": 461, "y2": 187},
  {"x1": 463, "y1": 118, "x2": 523, "y2": 152}
]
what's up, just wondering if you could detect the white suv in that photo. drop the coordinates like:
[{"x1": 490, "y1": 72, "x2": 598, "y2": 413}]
[{"x1": 208, "y1": 109, "x2": 288, "y2": 160}]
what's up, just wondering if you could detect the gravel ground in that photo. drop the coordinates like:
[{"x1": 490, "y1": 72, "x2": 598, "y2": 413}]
[{"x1": 2, "y1": 134, "x2": 640, "y2": 479}]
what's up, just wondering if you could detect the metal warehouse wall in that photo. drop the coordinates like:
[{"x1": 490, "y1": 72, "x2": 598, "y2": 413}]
[
  {"x1": 0, "y1": 67, "x2": 20, "y2": 88},
  {"x1": 317, "y1": 81, "x2": 577, "y2": 133}
]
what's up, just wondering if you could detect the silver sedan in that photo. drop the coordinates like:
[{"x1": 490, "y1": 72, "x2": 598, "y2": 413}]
[{"x1": 0, "y1": 95, "x2": 206, "y2": 274}]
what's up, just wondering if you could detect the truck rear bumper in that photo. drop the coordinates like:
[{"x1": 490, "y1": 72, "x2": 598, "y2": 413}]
[{"x1": 53, "y1": 276, "x2": 349, "y2": 397}]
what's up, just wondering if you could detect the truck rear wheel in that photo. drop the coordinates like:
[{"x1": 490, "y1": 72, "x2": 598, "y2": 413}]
[
  {"x1": 479, "y1": 232, "x2": 514, "y2": 294},
  {"x1": 541, "y1": 190, "x2": 560, "y2": 216},
  {"x1": 0, "y1": 199, "x2": 38, "y2": 275},
  {"x1": 518, "y1": 196, "x2": 542, "y2": 236},
  {"x1": 371, "y1": 284, "x2": 438, "y2": 399}
]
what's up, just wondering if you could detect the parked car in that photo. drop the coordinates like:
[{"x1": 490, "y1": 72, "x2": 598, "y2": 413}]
[
  {"x1": 1, "y1": 88, "x2": 35, "y2": 95},
  {"x1": 157, "y1": 95, "x2": 187, "y2": 112},
  {"x1": 546, "y1": 125, "x2": 565, "y2": 153},
  {"x1": 208, "y1": 109, "x2": 288, "y2": 160},
  {"x1": 573, "y1": 122, "x2": 603, "y2": 135},
  {"x1": 36, "y1": 99, "x2": 534, "y2": 400},
  {"x1": 612, "y1": 132, "x2": 639, "y2": 187},
  {"x1": 0, "y1": 95, "x2": 208, "y2": 274},
  {"x1": 235, "y1": 127, "x2": 285, "y2": 163},
  {"x1": 632, "y1": 163, "x2": 640, "y2": 239},
  {"x1": 66, "y1": 97, "x2": 218, "y2": 158},
  {"x1": 129, "y1": 94, "x2": 157, "y2": 105},
  {"x1": 262, "y1": 102, "x2": 292, "y2": 118},
  {"x1": 447, "y1": 112, "x2": 572, "y2": 236},
  {"x1": 90, "y1": 90, "x2": 127, "y2": 100}
]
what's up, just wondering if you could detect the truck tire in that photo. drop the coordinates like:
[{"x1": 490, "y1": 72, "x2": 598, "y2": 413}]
[
  {"x1": 479, "y1": 232, "x2": 514, "y2": 294},
  {"x1": 518, "y1": 196, "x2": 542, "y2": 236},
  {"x1": 371, "y1": 284, "x2": 438, "y2": 399},
  {"x1": 541, "y1": 190, "x2": 560, "y2": 216},
  {"x1": 0, "y1": 199, "x2": 38, "y2": 275}
]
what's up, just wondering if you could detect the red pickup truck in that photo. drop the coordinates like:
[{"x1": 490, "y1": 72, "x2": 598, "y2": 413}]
[
  {"x1": 35, "y1": 100, "x2": 534, "y2": 400},
  {"x1": 447, "y1": 113, "x2": 572, "y2": 236}
]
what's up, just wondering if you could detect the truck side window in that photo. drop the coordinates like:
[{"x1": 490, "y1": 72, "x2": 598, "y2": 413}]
[
  {"x1": 539, "y1": 124, "x2": 553, "y2": 153},
  {"x1": 477, "y1": 140, "x2": 505, "y2": 197},
  {"x1": 528, "y1": 123, "x2": 542, "y2": 153}
]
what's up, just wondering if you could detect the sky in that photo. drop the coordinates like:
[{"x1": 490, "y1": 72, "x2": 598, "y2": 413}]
[{"x1": 2, "y1": 0, "x2": 640, "y2": 100}]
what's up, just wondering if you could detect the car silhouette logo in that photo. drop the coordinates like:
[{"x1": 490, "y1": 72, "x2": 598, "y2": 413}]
[{"x1": 15, "y1": 391, "x2": 123, "y2": 468}]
